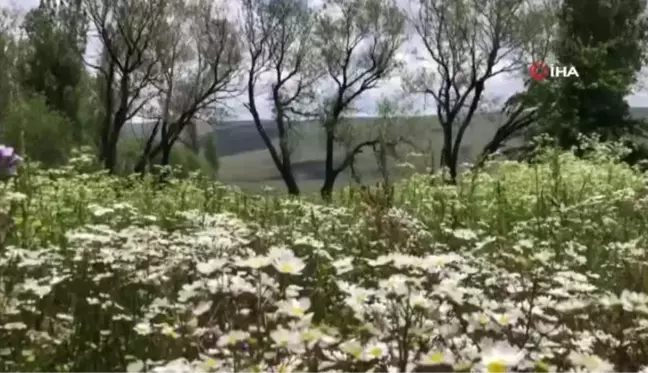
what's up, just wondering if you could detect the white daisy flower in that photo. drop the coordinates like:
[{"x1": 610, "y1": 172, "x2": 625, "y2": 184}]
[{"x1": 480, "y1": 341, "x2": 524, "y2": 372}]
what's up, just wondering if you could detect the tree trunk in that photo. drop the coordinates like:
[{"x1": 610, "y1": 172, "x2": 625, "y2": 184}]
[
  {"x1": 440, "y1": 125, "x2": 456, "y2": 183},
  {"x1": 320, "y1": 175, "x2": 336, "y2": 202},
  {"x1": 282, "y1": 168, "x2": 300, "y2": 195},
  {"x1": 104, "y1": 135, "x2": 119, "y2": 173},
  {"x1": 322, "y1": 124, "x2": 336, "y2": 201},
  {"x1": 103, "y1": 67, "x2": 130, "y2": 173}
]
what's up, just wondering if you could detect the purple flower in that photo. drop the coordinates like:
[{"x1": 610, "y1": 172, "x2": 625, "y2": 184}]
[{"x1": 0, "y1": 145, "x2": 22, "y2": 178}]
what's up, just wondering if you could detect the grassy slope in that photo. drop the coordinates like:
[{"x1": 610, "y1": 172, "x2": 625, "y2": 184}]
[{"x1": 214, "y1": 114, "x2": 516, "y2": 192}]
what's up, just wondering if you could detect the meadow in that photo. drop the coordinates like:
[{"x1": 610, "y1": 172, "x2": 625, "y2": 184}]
[{"x1": 1, "y1": 139, "x2": 648, "y2": 372}]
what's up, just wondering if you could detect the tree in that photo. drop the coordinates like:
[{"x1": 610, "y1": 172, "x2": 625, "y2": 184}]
[
  {"x1": 476, "y1": 88, "x2": 539, "y2": 166},
  {"x1": 85, "y1": 0, "x2": 167, "y2": 173},
  {"x1": 0, "y1": 4, "x2": 87, "y2": 166},
  {"x1": 20, "y1": 0, "x2": 88, "y2": 144},
  {"x1": 314, "y1": 0, "x2": 405, "y2": 200},
  {"x1": 240, "y1": 0, "x2": 320, "y2": 196},
  {"x1": 409, "y1": 0, "x2": 549, "y2": 182},
  {"x1": 134, "y1": 0, "x2": 242, "y2": 174},
  {"x1": 349, "y1": 96, "x2": 418, "y2": 191},
  {"x1": 534, "y1": 0, "x2": 648, "y2": 149},
  {"x1": 0, "y1": 5, "x2": 21, "y2": 131}
]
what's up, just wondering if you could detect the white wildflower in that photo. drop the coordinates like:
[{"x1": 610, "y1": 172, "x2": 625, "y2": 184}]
[
  {"x1": 239, "y1": 255, "x2": 270, "y2": 269},
  {"x1": 270, "y1": 327, "x2": 302, "y2": 351},
  {"x1": 276, "y1": 297, "x2": 311, "y2": 318},
  {"x1": 332, "y1": 257, "x2": 354, "y2": 274},
  {"x1": 217, "y1": 330, "x2": 249, "y2": 347},
  {"x1": 480, "y1": 341, "x2": 524, "y2": 372},
  {"x1": 196, "y1": 258, "x2": 227, "y2": 275},
  {"x1": 272, "y1": 252, "x2": 306, "y2": 275},
  {"x1": 568, "y1": 352, "x2": 614, "y2": 372},
  {"x1": 361, "y1": 341, "x2": 389, "y2": 360}
]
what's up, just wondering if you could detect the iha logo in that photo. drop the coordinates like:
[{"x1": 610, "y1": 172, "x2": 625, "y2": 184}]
[{"x1": 529, "y1": 61, "x2": 579, "y2": 81}]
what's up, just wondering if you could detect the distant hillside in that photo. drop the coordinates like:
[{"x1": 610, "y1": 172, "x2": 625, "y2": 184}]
[
  {"x1": 209, "y1": 107, "x2": 648, "y2": 157},
  {"x1": 120, "y1": 107, "x2": 648, "y2": 192},
  {"x1": 122, "y1": 107, "x2": 648, "y2": 157}
]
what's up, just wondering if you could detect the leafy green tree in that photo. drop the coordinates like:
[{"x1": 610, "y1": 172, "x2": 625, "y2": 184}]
[
  {"x1": 19, "y1": 0, "x2": 88, "y2": 144},
  {"x1": 536, "y1": 0, "x2": 648, "y2": 148},
  {"x1": 0, "y1": 6, "x2": 21, "y2": 129}
]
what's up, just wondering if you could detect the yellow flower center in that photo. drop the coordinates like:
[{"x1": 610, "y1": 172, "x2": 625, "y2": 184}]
[
  {"x1": 429, "y1": 352, "x2": 444, "y2": 363},
  {"x1": 280, "y1": 263, "x2": 294, "y2": 273},
  {"x1": 369, "y1": 347, "x2": 383, "y2": 357},
  {"x1": 486, "y1": 361, "x2": 507, "y2": 373}
]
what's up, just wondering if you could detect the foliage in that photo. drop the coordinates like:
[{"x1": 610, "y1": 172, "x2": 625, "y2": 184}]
[
  {"x1": 19, "y1": 0, "x2": 89, "y2": 143},
  {"x1": 530, "y1": 0, "x2": 648, "y2": 149},
  {"x1": 0, "y1": 1, "x2": 98, "y2": 166},
  {"x1": 1, "y1": 139, "x2": 648, "y2": 371},
  {"x1": 2, "y1": 96, "x2": 75, "y2": 167}
]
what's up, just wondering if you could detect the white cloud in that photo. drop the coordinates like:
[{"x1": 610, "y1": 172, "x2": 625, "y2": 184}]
[{"x1": 0, "y1": 0, "x2": 38, "y2": 10}]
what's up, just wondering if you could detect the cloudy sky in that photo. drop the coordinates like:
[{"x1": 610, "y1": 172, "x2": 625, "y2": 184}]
[{"x1": 2, "y1": 0, "x2": 647, "y2": 120}]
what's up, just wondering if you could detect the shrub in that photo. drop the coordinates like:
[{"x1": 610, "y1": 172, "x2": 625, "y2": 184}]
[{"x1": 2, "y1": 96, "x2": 74, "y2": 166}]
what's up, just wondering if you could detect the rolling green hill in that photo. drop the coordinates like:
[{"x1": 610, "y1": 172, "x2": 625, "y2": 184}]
[{"x1": 123, "y1": 107, "x2": 648, "y2": 192}]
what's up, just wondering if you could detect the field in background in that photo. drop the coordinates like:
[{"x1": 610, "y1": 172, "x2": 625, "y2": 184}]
[
  {"x1": 123, "y1": 107, "x2": 648, "y2": 192},
  {"x1": 215, "y1": 116, "x2": 509, "y2": 192}
]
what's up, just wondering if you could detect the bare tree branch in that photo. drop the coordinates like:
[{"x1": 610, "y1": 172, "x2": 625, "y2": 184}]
[
  {"x1": 315, "y1": 0, "x2": 405, "y2": 200},
  {"x1": 407, "y1": 0, "x2": 555, "y2": 182},
  {"x1": 84, "y1": 0, "x2": 167, "y2": 173},
  {"x1": 134, "y1": 0, "x2": 243, "y2": 174},
  {"x1": 240, "y1": 0, "x2": 320, "y2": 195}
]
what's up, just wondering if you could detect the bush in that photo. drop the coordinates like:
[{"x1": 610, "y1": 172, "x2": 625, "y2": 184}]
[
  {"x1": 2, "y1": 96, "x2": 74, "y2": 166},
  {"x1": 1, "y1": 139, "x2": 648, "y2": 372}
]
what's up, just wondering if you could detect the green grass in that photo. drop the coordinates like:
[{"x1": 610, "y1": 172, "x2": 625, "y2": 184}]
[{"x1": 2, "y1": 140, "x2": 648, "y2": 372}]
